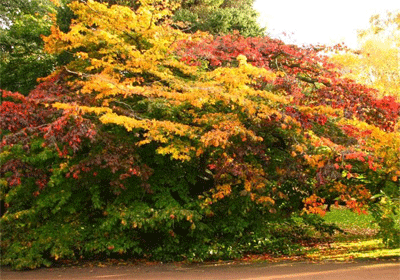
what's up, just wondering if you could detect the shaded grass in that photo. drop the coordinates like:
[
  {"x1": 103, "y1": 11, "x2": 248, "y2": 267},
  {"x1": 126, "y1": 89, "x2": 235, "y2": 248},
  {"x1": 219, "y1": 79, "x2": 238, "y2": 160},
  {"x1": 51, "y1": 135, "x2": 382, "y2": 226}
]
[
  {"x1": 236, "y1": 206, "x2": 399, "y2": 263},
  {"x1": 302, "y1": 206, "x2": 400, "y2": 261}
]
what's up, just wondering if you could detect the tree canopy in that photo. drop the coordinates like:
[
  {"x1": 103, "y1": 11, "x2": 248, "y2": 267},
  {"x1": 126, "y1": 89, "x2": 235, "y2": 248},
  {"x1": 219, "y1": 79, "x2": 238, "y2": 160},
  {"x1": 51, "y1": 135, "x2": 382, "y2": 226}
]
[
  {"x1": 0, "y1": 0, "x2": 264, "y2": 95},
  {"x1": 331, "y1": 11, "x2": 400, "y2": 101},
  {"x1": 1, "y1": 0, "x2": 399, "y2": 270},
  {"x1": 173, "y1": 0, "x2": 265, "y2": 36},
  {"x1": 0, "y1": 0, "x2": 57, "y2": 95}
]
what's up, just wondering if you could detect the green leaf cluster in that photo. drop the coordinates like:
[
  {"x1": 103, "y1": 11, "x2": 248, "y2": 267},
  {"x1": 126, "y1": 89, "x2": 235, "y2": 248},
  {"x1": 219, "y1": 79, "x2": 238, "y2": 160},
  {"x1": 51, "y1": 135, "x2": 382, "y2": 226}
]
[
  {"x1": 0, "y1": 0, "x2": 56, "y2": 95},
  {"x1": 173, "y1": 0, "x2": 265, "y2": 36}
]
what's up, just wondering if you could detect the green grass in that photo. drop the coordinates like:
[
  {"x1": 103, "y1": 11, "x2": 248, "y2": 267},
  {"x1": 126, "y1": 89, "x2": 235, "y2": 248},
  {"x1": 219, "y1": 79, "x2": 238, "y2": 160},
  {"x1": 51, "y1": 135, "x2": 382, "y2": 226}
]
[
  {"x1": 306, "y1": 239, "x2": 400, "y2": 261},
  {"x1": 322, "y1": 205, "x2": 379, "y2": 240},
  {"x1": 303, "y1": 206, "x2": 400, "y2": 261},
  {"x1": 239, "y1": 207, "x2": 399, "y2": 263},
  {"x1": 213, "y1": 207, "x2": 399, "y2": 264},
  {"x1": 323, "y1": 206, "x2": 378, "y2": 230}
]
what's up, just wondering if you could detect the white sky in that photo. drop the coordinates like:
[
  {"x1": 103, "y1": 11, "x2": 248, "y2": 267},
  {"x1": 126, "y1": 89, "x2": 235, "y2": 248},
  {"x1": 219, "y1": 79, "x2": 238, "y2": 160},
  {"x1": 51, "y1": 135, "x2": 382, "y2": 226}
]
[{"x1": 253, "y1": 0, "x2": 400, "y2": 48}]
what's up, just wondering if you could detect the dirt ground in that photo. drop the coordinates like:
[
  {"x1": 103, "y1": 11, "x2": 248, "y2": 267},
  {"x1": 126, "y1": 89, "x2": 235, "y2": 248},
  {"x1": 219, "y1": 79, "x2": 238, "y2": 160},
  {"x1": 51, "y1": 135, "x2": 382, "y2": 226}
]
[{"x1": 2, "y1": 259, "x2": 399, "y2": 280}]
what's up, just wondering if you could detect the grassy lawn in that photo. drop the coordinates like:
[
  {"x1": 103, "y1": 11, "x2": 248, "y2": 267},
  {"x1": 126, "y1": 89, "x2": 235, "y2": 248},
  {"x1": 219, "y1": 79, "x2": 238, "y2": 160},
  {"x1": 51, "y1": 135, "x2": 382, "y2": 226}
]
[
  {"x1": 306, "y1": 239, "x2": 400, "y2": 261},
  {"x1": 323, "y1": 206, "x2": 378, "y2": 238},
  {"x1": 323, "y1": 206, "x2": 378, "y2": 230},
  {"x1": 304, "y1": 206, "x2": 400, "y2": 261},
  {"x1": 237, "y1": 206, "x2": 399, "y2": 264}
]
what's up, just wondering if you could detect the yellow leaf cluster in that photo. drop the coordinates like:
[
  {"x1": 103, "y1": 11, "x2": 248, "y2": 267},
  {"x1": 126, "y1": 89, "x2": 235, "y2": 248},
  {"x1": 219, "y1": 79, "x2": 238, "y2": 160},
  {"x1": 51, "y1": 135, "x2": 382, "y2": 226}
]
[
  {"x1": 297, "y1": 105, "x2": 342, "y2": 117},
  {"x1": 207, "y1": 55, "x2": 276, "y2": 91},
  {"x1": 212, "y1": 184, "x2": 232, "y2": 200},
  {"x1": 156, "y1": 141, "x2": 195, "y2": 161},
  {"x1": 303, "y1": 194, "x2": 326, "y2": 216},
  {"x1": 337, "y1": 119, "x2": 400, "y2": 175},
  {"x1": 100, "y1": 113, "x2": 195, "y2": 136},
  {"x1": 53, "y1": 102, "x2": 112, "y2": 115},
  {"x1": 304, "y1": 154, "x2": 326, "y2": 168},
  {"x1": 200, "y1": 120, "x2": 263, "y2": 149},
  {"x1": 257, "y1": 196, "x2": 275, "y2": 206},
  {"x1": 330, "y1": 11, "x2": 400, "y2": 100},
  {"x1": 43, "y1": 0, "x2": 189, "y2": 99},
  {"x1": 242, "y1": 167, "x2": 267, "y2": 194}
]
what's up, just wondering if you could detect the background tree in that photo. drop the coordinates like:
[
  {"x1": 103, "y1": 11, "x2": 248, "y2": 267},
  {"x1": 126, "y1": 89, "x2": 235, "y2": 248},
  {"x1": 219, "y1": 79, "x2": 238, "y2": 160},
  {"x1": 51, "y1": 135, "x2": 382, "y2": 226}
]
[
  {"x1": 0, "y1": 0, "x2": 58, "y2": 95},
  {"x1": 172, "y1": 0, "x2": 265, "y2": 36},
  {"x1": 0, "y1": 0, "x2": 54, "y2": 26},
  {"x1": 330, "y1": 11, "x2": 400, "y2": 101},
  {"x1": 330, "y1": 10, "x2": 400, "y2": 247},
  {"x1": 0, "y1": 0, "x2": 264, "y2": 96}
]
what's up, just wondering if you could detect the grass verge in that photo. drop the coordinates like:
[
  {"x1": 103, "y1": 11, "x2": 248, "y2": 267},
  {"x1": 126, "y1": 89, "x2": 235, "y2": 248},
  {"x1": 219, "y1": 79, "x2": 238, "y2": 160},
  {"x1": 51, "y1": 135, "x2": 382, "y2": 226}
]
[
  {"x1": 241, "y1": 206, "x2": 399, "y2": 263},
  {"x1": 305, "y1": 206, "x2": 399, "y2": 261}
]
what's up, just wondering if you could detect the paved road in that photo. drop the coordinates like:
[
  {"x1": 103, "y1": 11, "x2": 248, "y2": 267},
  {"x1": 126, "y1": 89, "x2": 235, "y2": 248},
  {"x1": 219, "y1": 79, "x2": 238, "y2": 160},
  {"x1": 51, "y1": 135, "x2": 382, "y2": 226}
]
[{"x1": 2, "y1": 260, "x2": 399, "y2": 280}]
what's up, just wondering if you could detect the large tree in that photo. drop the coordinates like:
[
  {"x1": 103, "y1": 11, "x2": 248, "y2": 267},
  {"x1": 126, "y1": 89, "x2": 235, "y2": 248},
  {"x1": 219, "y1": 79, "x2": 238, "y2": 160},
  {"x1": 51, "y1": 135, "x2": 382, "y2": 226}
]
[
  {"x1": 331, "y1": 11, "x2": 400, "y2": 101},
  {"x1": 1, "y1": 0, "x2": 399, "y2": 270},
  {"x1": 173, "y1": 0, "x2": 264, "y2": 36},
  {"x1": 0, "y1": 0, "x2": 264, "y2": 95},
  {"x1": 0, "y1": 0, "x2": 57, "y2": 95}
]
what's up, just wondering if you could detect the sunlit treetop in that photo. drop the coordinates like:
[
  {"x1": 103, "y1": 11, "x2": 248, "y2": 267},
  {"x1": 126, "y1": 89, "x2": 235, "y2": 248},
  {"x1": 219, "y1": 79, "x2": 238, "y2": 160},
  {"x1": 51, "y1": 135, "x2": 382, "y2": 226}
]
[{"x1": 331, "y1": 10, "x2": 400, "y2": 101}]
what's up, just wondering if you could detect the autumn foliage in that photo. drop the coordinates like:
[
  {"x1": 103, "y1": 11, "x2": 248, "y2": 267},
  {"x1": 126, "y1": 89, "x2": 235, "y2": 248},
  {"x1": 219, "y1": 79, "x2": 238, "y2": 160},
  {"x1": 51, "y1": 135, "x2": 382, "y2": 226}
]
[
  {"x1": 1, "y1": 0, "x2": 399, "y2": 269},
  {"x1": 331, "y1": 11, "x2": 400, "y2": 101}
]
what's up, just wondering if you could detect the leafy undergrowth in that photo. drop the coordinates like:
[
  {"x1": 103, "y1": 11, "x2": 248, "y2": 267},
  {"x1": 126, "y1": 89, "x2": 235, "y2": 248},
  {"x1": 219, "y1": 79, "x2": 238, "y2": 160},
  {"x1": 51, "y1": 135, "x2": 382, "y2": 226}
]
[
  {"x1": 51, "y1": 237, "x2": 399, "y2": 269},
  {"x1": 51, "y1": 208, "x2": 399, "y2": 269},
  {"x1": 14, "y1": 207, "x2": 399, "y2": 270}
]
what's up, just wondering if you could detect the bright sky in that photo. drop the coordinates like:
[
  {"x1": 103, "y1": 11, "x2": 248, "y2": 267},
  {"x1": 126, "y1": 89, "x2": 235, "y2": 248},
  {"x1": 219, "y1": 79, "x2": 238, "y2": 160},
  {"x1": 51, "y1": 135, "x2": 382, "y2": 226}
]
[{"x1": 253, "y1": 0, "x2": 399, "y2": 48}]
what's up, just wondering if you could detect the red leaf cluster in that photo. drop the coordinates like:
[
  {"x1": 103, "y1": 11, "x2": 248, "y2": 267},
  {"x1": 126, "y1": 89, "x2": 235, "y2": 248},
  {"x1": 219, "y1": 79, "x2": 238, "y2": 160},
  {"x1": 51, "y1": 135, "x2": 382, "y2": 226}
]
[{"x1": 176, "y1": 34, "x2": 400, "y2": 131}]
